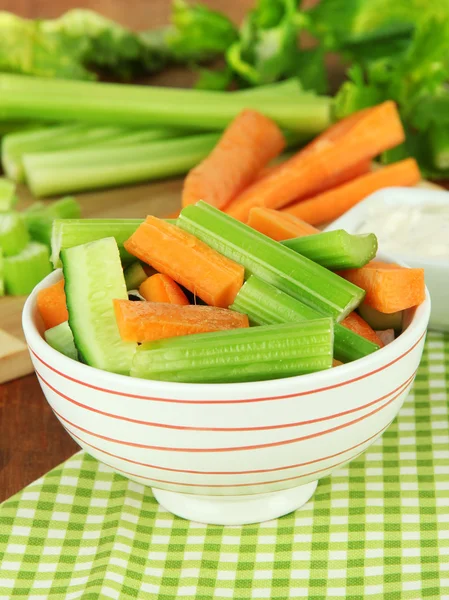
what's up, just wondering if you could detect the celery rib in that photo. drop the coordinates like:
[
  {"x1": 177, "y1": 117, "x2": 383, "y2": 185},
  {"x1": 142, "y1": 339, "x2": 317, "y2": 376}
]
[
  {"x1": 4, "y1": 241, "x2": 52, "y2": 295},
  {"x1": 0, "y1": 212, "x2": 29, "y2": 256}
]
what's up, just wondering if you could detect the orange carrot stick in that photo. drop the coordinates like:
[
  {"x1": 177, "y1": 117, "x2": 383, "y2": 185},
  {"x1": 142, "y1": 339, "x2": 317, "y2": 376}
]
[
  {"x1": 283, "y1": 158, "x2": 421, "y2": 225},
  {"x1": 114, "y1": 300, "x2": 249, "y2": 342},
  {"x1": 341, "y1": 312, "x2": 384, "y2": 347},
  {"x1": 165, "y1": 209, "x2": 181, "y2": 219},
  {"x1": 226, "y1": 101, "x2": 405, "y2": 221},
  {"x1": 182, "y1": 109, "x2": 285, "y2": 209},
  {"x1": 139, "y1": 273, "x2": 189, "y2": 305},
  {"x1": 338, "y1": 261, "x2": 425, "y2": 314},
  {"x1": 124, "y1": 217, "x2": 244, "y2": 308},
  {"x1": 247, "y1": 207, "x2": 319, "y2": 241},
  {"x1": 37, "y1": 279, "x2": 68, "y2": 330}
]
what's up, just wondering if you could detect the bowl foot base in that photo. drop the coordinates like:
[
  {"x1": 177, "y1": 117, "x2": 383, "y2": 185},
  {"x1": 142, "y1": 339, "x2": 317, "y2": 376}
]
[{"x1": 152, "y1": 481, "x2": 318, "y2": 526}]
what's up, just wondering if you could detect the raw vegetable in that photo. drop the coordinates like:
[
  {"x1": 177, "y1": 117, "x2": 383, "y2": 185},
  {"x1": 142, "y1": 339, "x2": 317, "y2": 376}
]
[
  {"x1": 23, "y1": 133, "x2": 221, "y2": 197},
  {"x1": 358, "y1": 302, "x2": 403, "y2": 331},
  {"x1": 226, "y1": 101, "x2": 405, "y2": 221},
  {"x1": 376, "y1": 329, "x2": 395, "y2": 346},
  {"x1": 230, "y1": 275, "x2": 379, "y2": 363},
  {"x1": 0, "y1": 177, "x2": 16, "y2": 211},
  {"x1": 24, "y1": 197, "x2": 81, "y2": 246},
  {"x1": 124, "y1": 216, "x2": 245, "y2": 308},
  {"x1": 182, "y1": 109, "x2": 285, "y2": 209},
  {"x1": 51, "y1": 218, "x2": 144, "y2": 268},
  {"x1": 341, "y1": 311, "x2": 384, "y2": 347},
  {"x1": 282, "y1": 230, "x2": 378, "y2": 270},
  {"x1": 428, "y1": 126, "x2": 449, "y2": 171},
  {"x1": 44, "y1": 321, "x2": 78, "y2": 361},
  {"x1": 124, "y1": 262, "x2": 149, "y2": 291},
  {"x1": 36, "y1": 279, "x2": 68, "y2": 330},
  {"x1": 177, "y1": 201, "x2": 365, "y2": 321},
  {"x1": 139, "y1": 273, "x2": 189, "y2": 305},
  {"x1": 283, "y1": 158, "x2": 421, "y2": 225},
  {"x1": 0, "y1": 212, "x2": 29, "y2": 256},
  {"x1": 4, "y1": 242, "x2": 52, "y2": 295},
  {"x1": 114, "y1": 299, "x2": 249, "y2": 342},
  {"x1": 61, "y1": 237, "x2": 136, "y2": 374},
  {"x1": 339, "y1": 261, "x2": 425, "y2": 313},
  {"x1": 247, "y1": 207, "x2": 319, "y2": 240},
  {"x1": 131, "y1": 318, "x2": 334, "y2": 383}
]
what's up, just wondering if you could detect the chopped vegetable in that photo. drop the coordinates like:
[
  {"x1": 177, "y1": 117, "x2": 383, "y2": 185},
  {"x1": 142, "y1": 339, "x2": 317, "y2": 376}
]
[
  {"x1": 283, "y1": 158, "x2": 421, "y2": 225},
  {"x1": 341, "y1": 311, "x2": 384, "y2": 347},
  {"x1": 339, "y1": 261, "x2": 425, "y2": 313},
  {"x1": 24, "y1": 197, "x2": 81, "y2": 246},
  {"x1": 358, "y1": 302, "x2": 403, "y2": 331},
  {"x1": 182, "y1": 109, "x2": 285, "y2": 209},
  {"x1": 282, "y1": 230, "x2": 378, "y2": 270},
  {"x1": 0, "y1": 212, "x2": 29, "y2": 256},
  {"x1": 226, "y1": 101, "x2": 405, "y2": 221},
  {"x1": 124, "y1": 261, "x2": 149, "y2": 291},
  {"x1": 131, "y1": 318, "x2": 334, "y2": 383},
  {"x1": 0, "y1": 177, "x2": 16, "y2": 211},
  {"x1": 247, "y1": 207, "x2": 319, "y2": 240},
  {"x1": 4, "y1": 241, "x2": 52, "y2": 295},
  {"x1": 139, "y1": 273, "x2": 189, "y2": 305},
  {"x1": 124, "y1": 216, "x2": 245, "y2": 308},
  {"x1": 230, "y1": 275, "x2": 379, "y2": 363},
  {"x1": 428, "y1": 125, "x2": 449, "y2": 171},
  {"x1": 61, "y1": 237, "x2": 136, "y2": 375},
  {"x1": 36, "y1": 279, "x2": 68, "y2": 330},
  {"x1": 114, "y1": 299, "x2": 249, "y2": 342},
  {"x1": 177, "y1": 201, "x2": 365, "y2": 321},
  {"x1": 44, "y1": 321, "x2": 78, "y2": 361},
  {"x1": 376, "y1": 329, "x2": 396, "y2": 346}
]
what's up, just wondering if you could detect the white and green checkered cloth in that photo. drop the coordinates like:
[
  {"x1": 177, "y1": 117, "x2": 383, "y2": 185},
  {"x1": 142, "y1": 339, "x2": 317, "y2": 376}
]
[{"x1": 1, "y1": 331, "x2": 449, "y2": 600}]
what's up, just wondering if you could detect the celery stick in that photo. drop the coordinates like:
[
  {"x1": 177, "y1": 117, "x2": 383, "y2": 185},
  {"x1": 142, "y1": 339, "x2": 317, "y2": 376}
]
[
  {"x1": 24, "y1": 197, "x2": 81, "y2": 246},
  {"x1": 23, "y1": 133, "x2": 220, "y2": 197},
  {"x1": 131, "y1": 319, "x2": 333, "y2": 383},
  {"x1": 45, "y1": 321, "x2": 78, "y2": 361},
  {"x1": 124, "y1": 261, "x2": 149, "y2": 291},
  {"x1": 0, "y1": 249, "x2": 4, "y2": 296},
  {"x1": 0, "y1": 177, "x2": 16, "y2": 211},
  {"x1": 177, "y1": 202, "x2": 365, "y2": 321},
  {"x1": 4, "y1": 241, "x2": 52, "y2": 295},
  {"x1": 0, "y1": 74, "x2": 332, "y2": 134},
  {"x1": 358, "y1": 303, "x2": 403, "y2": 332},
  {"x1": 231, "y1": 276, "x2": 379, "y2": 363},
  {"x1": 92, "y1": 127, "x2": 187, "y2": 148},
  {"x1": 0, "y1": 212, "x2": 29, "y2": 256},
  {"x1": 282, "y1": 230, "x2": 378, "y2": 270},
  {"x1": 51, "y1": 218, "x2": 144, "y2": 268}
]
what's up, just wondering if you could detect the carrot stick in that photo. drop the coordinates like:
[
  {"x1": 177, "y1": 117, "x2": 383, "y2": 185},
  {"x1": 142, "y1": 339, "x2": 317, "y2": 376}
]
[
  {"x1": 341, "y1": 312, "x2": 384, "y2": 347},
  {"x1": 165, "y1": 209, "x2": 181, "y2": 219},
  {"x1": 225, "y1": 101, "x2": 405, "y2": 221},
  {"x1": 282, "y1": 158, "x2": 421, "y2": 225},
  {"x1": 124, "y1": 216, "x2": 245, "y2": 308},
  {"x1": 182, "y1": 109, "x2": 285, "y2": 209},
  {"x1": 247, "y1": 207, "x2": 319, "y2": 241},
  {"x1": 139, "y1": 273, "x2": 189, "y2": 305},
  {"x1": 36, "y1": 279, "x2": 68, "y2": 330},
  {"x1": 338, "y1": 261, "x2": 425, "y2": 314},
  {"x1": 114, "y1": 300, "x2": 249, "y2": 342}
]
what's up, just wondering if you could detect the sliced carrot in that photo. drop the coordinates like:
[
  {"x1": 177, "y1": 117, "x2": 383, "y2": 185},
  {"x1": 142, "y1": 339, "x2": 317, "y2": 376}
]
[
  {"x1": 341, "y1": 312, "x2": 384, "y2": 347},
  {"x1": 139, "y1": 273, "x2": 189, "y2": 305},
  {"x1": 247, "y1": 207, "x2": 319, "y2": 241},
  {"x1": 182, "y1": 109, "x2": 285, "y2": 209},
  {"x1": 338, "y1": 261, "x2": 425, "y2": 314},
  {"x1": 225, "y1": 101, "x2": 405, "y2": 221},
  {"x1": 124, "y1": 217, "x2": 244, "y2": 308},
  {"x1": 333, "y1": 359, "x2": 344, "y2": 367},
  {"x1": 37, "y1": 279, "x2": 68, "y2": 330},
  {"x1": 282, "y1": 158, "x2": 421, "y2": 225},
  {"x1": 114, "y1": 300, "x2": 249, "y2": 342},
  {"x1": 165, "y1": 209, "x2": 181, "y2": 219}
]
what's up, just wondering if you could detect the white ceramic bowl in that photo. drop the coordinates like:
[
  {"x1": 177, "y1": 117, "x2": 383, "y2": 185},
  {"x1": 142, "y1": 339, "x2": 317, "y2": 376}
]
[
  {"x1": 23, "y1": 266, "x2": 430, "y2": 525},
  {"x1": 326, "y1": 186, "x2": 449, "y2": 332}
]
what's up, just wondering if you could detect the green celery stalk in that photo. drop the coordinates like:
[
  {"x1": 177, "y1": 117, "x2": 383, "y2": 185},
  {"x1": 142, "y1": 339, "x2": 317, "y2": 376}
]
[
  {"x1": 0, "y1": 177, "x2": 16, "y2": 211},
  {"x1": 0, "y1": 212, "x2": 29, "y2": 256},
  {"x1": 0, "y1": 74, "x2": 332, "y2": 134},
  {"x1": 23, "y1": 133, "x2": 220, "y2": 197},
  {"x1": 131, "y1": 319, "x2": 334, "y2": 383},
  {"x1": 177, "y1": 202, "x2": 365, "y2": 321},
  {"x1": 45, "y1": 321, "x2": 78, "y2": 361},
  {"x1": 0, "y1": 248, "x2": 4, "y2": 296},
  {"x1": 92, "y1": 127, "x2": 188, "y2": 148},
  {"x1": 51, "y1": 218, "x2": 144, "y2": 268},
  {"x1": 4, "y1": 241, "x2": 52, "y2": 295},
  {"x1": 124, "y1": 261, "x2": 149, "y2": 291},
  {"x1": 282, "y1": 230, "x2": 378, "y2": 270},
  {"x1": 24, "y1": 197, "x2": 81, "y2": 246},
  {"x1": 231, "y1": 275, "x2": 379, "y2": 363},
  {"x1": 357, "y1": 303, "x2": 403, "y2": 332}
]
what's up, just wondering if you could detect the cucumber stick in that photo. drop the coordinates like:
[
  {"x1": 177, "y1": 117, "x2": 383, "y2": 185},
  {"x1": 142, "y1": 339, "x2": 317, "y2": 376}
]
[
  {"x1": 45, "y1": 321, "x2": 78, "y2": 361},
  {"x1": 61, "y1": 237, "x2": 136, "y2": 375}
]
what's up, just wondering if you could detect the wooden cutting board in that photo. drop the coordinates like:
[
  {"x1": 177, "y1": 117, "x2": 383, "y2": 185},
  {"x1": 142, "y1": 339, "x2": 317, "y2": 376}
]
[{"x1": 0, "y1": 177, "x2": 443, "y2": 384}]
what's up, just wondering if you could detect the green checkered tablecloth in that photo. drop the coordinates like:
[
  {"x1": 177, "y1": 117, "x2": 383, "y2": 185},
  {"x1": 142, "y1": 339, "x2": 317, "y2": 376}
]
[{"x1": 1, "y1": 331, "x2": 449, "y2": 600}]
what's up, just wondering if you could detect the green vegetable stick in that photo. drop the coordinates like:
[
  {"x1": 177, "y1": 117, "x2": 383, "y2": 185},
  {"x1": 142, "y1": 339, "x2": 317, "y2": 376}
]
[
  {"x1": 45, "y1": 321, "x2": 78, "y2": 361},
  {"x1": 131, "y1": 318, "x2": 334, "y2": 383},
  {"x1": 0, "y1": 212, "x2": 30, "y2": 256},
  {"x1": 124, "y1": 261, "x2": 150, "y2": 291},
  {"x1": 282, "y1": 230, "x2": 378, "y2": 270},
  {"x1": 0, "y1": 177, "x2": 16, "y2": 211},
  {"x1": 4, "y1": 241, "x2": 52, "y2": 295},
  {"x1": 231, "y1": 275, "x2": 379, "y2": 363},
  {"x1": 177, "y1": 202, "x2": 365, "y2": 321},
  {"x1": 24, "y1": 197, "x2": 81, "y2": 246},
  {"x1": 0, "y1": 249, "x2": 4, "y2": 296}
]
